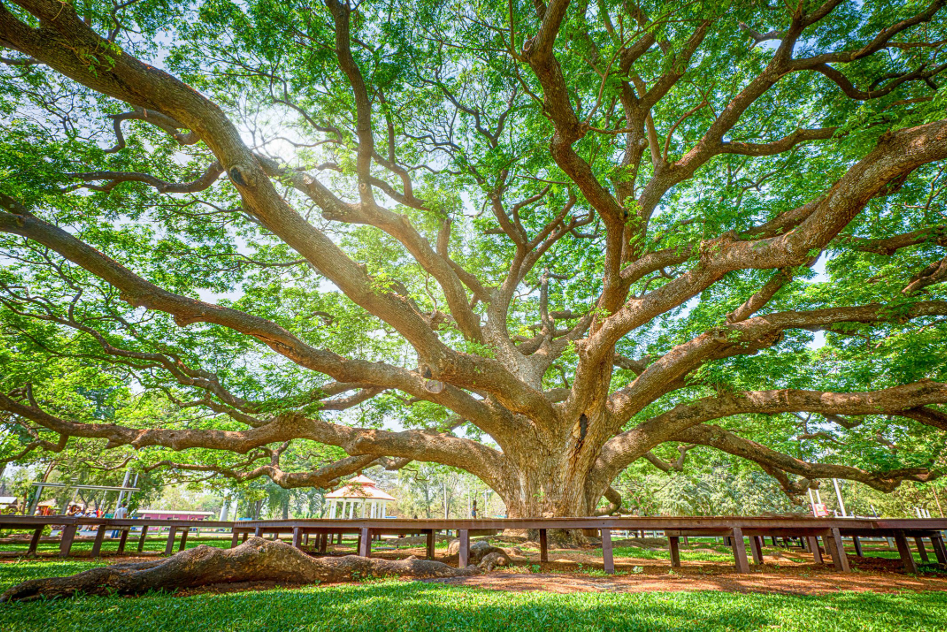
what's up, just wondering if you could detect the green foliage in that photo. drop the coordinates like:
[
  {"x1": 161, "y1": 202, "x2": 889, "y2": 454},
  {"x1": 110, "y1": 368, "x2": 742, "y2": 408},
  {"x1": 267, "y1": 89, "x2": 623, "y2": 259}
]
[
  {"x1": 614, "y1": 455, "x2": 800, "y2": 517},
  {"x1": 396, "y1": 464, "x2": 491, "y2": 519}
]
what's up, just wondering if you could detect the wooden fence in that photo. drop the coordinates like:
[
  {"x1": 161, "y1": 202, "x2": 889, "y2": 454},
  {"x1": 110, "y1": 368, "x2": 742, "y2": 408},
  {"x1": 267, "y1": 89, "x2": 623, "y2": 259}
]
[{"x1": 2, "y1": 515, "x2": 945, "y2": 575}]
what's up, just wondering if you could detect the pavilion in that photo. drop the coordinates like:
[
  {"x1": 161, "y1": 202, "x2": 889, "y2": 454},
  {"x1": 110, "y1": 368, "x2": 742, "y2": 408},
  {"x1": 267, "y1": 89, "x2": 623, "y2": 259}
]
[{"x1": 325, "y1": 475, "x2": 395, "y2": 519}]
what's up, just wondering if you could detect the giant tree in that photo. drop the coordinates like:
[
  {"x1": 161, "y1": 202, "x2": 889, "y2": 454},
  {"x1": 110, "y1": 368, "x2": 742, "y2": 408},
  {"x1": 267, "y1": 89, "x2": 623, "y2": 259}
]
[{"x1": 1, "y1": 0, "x2": 947, "y2": 520}]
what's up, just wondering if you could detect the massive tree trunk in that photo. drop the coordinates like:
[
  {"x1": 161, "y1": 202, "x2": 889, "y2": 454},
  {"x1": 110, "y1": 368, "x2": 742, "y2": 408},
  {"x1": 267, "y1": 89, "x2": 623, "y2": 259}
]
[
  {"x1": 499, "y1": 453, "x2": 600, "y2": 518},
  {"x1": 491, "y1": 418, "x2": 618, "y2": 544},
  {"x1": 493, "y1": 403, "x2": 623, "y2": 519},
  {"x1": 498, "y1": 471, "x2": 600, "y2": 544}
]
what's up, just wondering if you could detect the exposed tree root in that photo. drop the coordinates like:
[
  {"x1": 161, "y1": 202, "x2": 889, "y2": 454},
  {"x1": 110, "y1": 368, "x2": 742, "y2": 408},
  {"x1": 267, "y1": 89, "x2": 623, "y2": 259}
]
[
  {"x1": 445, "y1": 539, "x2": 513, "y2": 567},
  {"x1": 478, "y1": 551, "x2": 511, "y2": 572},
  {"x1": 0, "y1": 538, "x2": 480, "y2": 603}
]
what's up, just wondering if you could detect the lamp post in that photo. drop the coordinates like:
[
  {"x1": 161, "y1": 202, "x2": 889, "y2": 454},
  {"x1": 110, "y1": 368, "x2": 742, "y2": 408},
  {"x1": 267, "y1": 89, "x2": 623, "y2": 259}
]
[{"x1": 832, "y1": 478, "x2": 848, "y2": 517}]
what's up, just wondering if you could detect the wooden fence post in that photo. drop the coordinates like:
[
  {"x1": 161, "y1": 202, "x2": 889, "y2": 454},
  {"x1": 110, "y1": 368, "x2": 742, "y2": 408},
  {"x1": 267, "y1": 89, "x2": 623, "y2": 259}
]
[
  {"x1": 828, "y1": 528, "x2": 850, "y2": 572},
  {"x1": 91, "y1": 524, "x2": 107, "y2": 558},
  {"x1": 669, "y1": 535, "x2": 681, "y2": 568},
  {"x1": 137, "y1": 524, "x2": 149, "y2": 552},
  {"x1": 292, "y1": 527, "x2": 302, "y2": 549},
  {"x1": 750, "y1": 536, "x2": 763, "y2": 565},
  {"x1": 930, "y1": 535, "x2": 947, "y2": 565},
  {"x1": 164, "y1": 527, "x2": 178, "y2": 555},
  {"x1": 27, "y1": 527, "x2": 42, "y2": 556},
  {"x1": 601, "y1": 528, "x2": 615, "y2": 575},
  {"x1": 59, "y1": 524, "x2": 77, "y2": 558},
  {"x1": 730, "y1": 527, "x2": 749, "y2": 573},
  {"x1": 179, "y1": 527, "x2": 189, "y2": 551},
  {"x1": 458, "y1": 529, "x2": 470, "y2": 567},
  {"x1": 358, "y1": 528, "x2": 372, "y2": 557},
  {"x1": 894, "y1": 531, "x2": 918, "y2": 574},
  {"x1": 807, "y1": 536, "x2": 823, "y2": 563}
]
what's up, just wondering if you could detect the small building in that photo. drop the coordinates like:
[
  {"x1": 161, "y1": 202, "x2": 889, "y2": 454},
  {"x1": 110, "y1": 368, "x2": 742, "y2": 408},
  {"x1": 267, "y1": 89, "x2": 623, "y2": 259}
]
[
  {"x1": 0, "y1": 496, "x2": 19, "y2": 513},
  {"x1": 325, "y1": 475, "x2": 395, "y2": 519},
  {"x1": 134, "y1": 509, "x2": 215, "y2": 521}
]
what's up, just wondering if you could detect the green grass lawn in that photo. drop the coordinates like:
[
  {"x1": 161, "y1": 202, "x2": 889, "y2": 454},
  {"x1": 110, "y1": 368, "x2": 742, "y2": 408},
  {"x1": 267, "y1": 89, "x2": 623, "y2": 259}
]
[
  {"x1": 594, "y1": 539, "x2": 764, "y2": 563},
  {"x1": 0, "y1": 559, "x2": 946, "y2": 631},
  {"x1": 605, "y1": 545, "x2": 736, "y2": 562}
]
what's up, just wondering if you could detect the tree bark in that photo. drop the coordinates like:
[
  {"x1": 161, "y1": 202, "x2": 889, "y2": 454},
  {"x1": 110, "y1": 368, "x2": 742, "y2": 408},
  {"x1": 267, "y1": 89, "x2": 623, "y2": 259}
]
[{"x1": 0, "y1": 538, "x2": 479, "y2": 603}]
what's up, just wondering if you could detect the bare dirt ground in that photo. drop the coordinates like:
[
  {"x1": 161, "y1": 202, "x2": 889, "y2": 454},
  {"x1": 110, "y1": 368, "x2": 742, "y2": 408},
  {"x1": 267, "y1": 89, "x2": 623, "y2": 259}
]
[
  {"x1": 423, "y1": 569, "x2": 947, "y2": 595},
  {"x1": 378, "y1": 542, "x2": 947, "y2": 596}
]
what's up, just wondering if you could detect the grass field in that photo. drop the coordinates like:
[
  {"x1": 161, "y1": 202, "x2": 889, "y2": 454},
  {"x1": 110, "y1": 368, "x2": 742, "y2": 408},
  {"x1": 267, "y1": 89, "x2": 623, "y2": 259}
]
[
  {"x1": 0, "y1": 558, "x2": 946, "y2": 631},
  {"x1": 606, "y1": 544, "x2": 735, "y2": 562}
]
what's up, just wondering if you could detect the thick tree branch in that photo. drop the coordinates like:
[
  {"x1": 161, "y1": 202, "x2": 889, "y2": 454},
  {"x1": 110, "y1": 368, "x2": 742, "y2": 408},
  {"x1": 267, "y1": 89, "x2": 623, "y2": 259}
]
[
  {"x1": 674, "y1": 423, "x2": 940, "y2": 493},
  {"x1": 593, "y1": 382, "x2": 947, "y2": 489},
  {"x1": 105, "y1": 107, "x2": 200, "y2": 153},
  {"x1": 609, "y1": 300, "x2": 947, "y2": 424},
  {"x1": 146, "y1": 453, "x2": 380, "y2": 490},
  {"x1": 67, "y1": 162, "x2": 223, "y2": 194},
  {"x1": 0, "y1": 392, "x2": 512, "y2": 490},
  {"x1": 837, "y1": 225, "x2": 947, "y2": 255},
  {"x1": 0, "y1": 0, "x2": 460, "y2": 364},
  {"x1": 580, "y1": 119, "x2": 947, "y2": 397}
]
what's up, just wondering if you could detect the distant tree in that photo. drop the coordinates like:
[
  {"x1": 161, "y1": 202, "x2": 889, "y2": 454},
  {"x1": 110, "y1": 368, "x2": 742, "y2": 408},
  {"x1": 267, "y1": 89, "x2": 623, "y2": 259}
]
[
  {"x1": 398, "y1": 464, "x2": 456, "y2": 519},
  {"x1": 841, "y1": 478, "x2": 947, "y2": 518},
  {"x1": 615, "y1": 454, "x2": 800, "y2": 516},
  {"x1": 151, "y1": 484, "x2": 223, "y2": 513}
]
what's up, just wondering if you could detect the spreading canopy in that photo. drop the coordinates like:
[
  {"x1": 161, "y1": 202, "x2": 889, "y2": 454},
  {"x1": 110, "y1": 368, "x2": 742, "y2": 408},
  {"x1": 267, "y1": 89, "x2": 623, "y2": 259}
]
[{"x1": 1, "y1": 0, "x2": 946, "y2": 517}]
